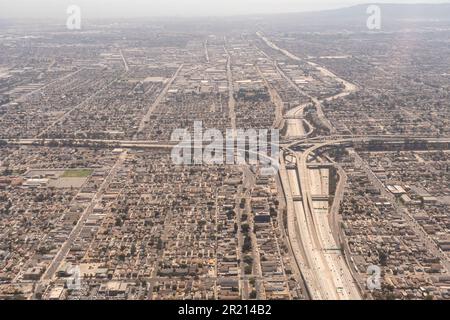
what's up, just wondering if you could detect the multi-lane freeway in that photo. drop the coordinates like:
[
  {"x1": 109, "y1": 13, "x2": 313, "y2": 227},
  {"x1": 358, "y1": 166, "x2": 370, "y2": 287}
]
[
  {"x1": 258, "y1": 32, "x2": 450, "y2": 300},
  {"x1": 258, "y1": 31, "x2": 362, "y2": 299}
]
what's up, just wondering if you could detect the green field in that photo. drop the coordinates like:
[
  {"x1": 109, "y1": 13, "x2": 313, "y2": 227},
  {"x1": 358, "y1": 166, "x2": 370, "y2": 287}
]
[{"x1": 62, "y1": 169, "x2": 93, "y2": 178}]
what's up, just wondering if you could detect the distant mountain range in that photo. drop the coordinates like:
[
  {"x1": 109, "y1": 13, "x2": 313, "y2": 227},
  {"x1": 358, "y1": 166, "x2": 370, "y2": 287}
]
[
  {"x1": 257, "y1": 3, "x2": 450, "y2": 32},
  {"x1": 321, "y1": 3, "x2": 450, "y2": 20}
]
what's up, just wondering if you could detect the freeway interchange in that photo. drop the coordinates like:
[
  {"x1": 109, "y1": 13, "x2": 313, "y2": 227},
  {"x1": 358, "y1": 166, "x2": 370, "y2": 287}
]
[
  {"x1": 259, "y1": 32, "x2": 449, "y2": 300},
  {"x1": 259, "y1": 32, "x2": 366, "y2": 300}
]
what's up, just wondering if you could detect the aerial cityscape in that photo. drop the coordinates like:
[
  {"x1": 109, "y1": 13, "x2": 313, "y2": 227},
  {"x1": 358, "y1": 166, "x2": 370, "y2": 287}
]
[{"x1": 0, "y1": 1, "x2": 450, "y2": 301}]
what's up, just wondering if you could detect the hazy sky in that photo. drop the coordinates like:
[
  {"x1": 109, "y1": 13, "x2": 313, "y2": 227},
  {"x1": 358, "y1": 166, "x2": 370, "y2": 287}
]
[{"x1": 1, "y1": 0, "x2": 449, "y2": 19}]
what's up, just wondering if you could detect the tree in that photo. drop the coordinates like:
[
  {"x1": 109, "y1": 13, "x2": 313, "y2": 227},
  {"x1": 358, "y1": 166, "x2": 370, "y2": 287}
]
[
  {"x1": 242, "y1": 236, "x2": 252, "y2": 252},
  {"x1": 244, "y1": 265, "x2": 252, "y2": 274},
  {"x1": 157, "y1": 239, "x2": 164, "y2": 250},
  {"x1": 243, "y1": 255, "x2": 253, "y2": 265},
  {"x1": 379, "y1": 251, "x2": 388, "y2": 267}
]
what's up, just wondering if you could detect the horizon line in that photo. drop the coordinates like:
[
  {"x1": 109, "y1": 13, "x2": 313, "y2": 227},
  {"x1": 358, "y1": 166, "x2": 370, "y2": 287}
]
[{"x1": 1, "y1": 2, "x2": 450, "y2": 21}]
